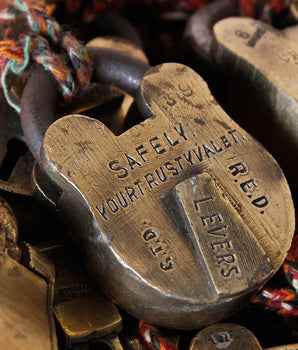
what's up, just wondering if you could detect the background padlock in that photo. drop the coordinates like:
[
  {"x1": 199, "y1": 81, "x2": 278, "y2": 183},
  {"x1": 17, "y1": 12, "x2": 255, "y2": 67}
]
[
  {"x1": 37, "y1": 240, "x2": 123, "y2": 350},
  {"x1": 20, "y1": 49, "x2": 294, "y2": 329},
  {"x1": 211, "y1": 18, "x2": 298, "y2": 188},
  {"x1": 0, "y1": 196, "x2": 57, "y2": 350},
  {"x1": 189, "y1": 323, "x2": 298, "y2": 349}
]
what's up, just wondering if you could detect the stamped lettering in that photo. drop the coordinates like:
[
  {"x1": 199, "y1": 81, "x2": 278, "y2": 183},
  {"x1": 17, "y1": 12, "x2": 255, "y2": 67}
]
[{"x1": 143, "y1": 228, "x2": 174, "y2": 271}]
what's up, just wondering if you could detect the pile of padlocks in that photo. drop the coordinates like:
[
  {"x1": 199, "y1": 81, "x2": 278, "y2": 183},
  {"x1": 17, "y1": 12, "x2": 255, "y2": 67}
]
[{"x1": 0, "y1": 0, "x2": 297, "y2": 349}]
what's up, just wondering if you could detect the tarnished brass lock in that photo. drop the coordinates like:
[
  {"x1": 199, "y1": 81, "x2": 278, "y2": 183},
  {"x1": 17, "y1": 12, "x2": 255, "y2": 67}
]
[
  {"x1": 212, "y1": 18, "x2": 298, "y2": 186},
  {"x1": 31, "y1": 59, "x2": 295, "y2": 329},
  {"x1": 37, "y1": 240, "x2": 123, "y2": 349},
  {"x1": 190, "y1": 323, "x2": 298, "y2": 350},
  {"x1": 0, "y1": 196, "x2": 57, "y2": 349},
  {"x1": 213, "y1": 18, "x2": 298, "y2": 146}
]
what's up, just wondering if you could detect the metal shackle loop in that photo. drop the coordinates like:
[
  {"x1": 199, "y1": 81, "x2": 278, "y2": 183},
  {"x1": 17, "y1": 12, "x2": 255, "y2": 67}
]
[
  {"x1": 184, "y1": 0, "x2": 238, "y2": 65},
  {"x1": 20, "y1": 47, "x2": 151, "y2": 168}
]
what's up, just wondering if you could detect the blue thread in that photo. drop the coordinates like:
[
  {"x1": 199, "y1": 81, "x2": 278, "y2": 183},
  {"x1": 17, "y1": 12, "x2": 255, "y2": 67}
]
[
  {"x1": 13, "y1": 0, "x2": 28, "y2": 12},
  {"x1": 47, "y1": 23, "x2": 57, "y2": 42},
  {"x1": 1, "y1": 62, "x2": 21, "y2": 113},
  {"x1": 11, "y1": 36, "x2": 31, "y2": 73}
]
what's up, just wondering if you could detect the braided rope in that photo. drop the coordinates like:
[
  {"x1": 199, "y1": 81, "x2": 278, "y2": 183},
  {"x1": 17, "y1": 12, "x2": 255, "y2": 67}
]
[
  {"x1": 251, "y1": 234, "x2": 298, "y2": 324},
  {"x1": 139, "y1": 321, "x2": 178, "y2": 350},
  {"x1": 0, "y1": 0, "x2": 92, "y2": 111}
]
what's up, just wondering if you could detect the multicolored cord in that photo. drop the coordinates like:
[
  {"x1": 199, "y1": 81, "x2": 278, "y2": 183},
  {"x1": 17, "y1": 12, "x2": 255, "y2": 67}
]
[
  {"x1": 0, "y1": 0, "x2": 92, "y2": 112},
  {"x1": 139, "y1": 321, "x2": 178, "y2": 350},
  {"x1": 251, "y1": 234, "x2": 298, "y2": 327}
]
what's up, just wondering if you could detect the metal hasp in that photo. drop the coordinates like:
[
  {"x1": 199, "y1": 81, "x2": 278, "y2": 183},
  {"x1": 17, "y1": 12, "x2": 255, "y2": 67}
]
[{"x1": 22, "y1": 55, "x2": 295, "y2": 328}]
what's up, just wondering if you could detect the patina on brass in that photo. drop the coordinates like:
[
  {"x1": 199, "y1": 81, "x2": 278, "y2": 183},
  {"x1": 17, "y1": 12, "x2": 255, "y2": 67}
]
[
  {"x1": 190, "y1": 323, "x2": 298, "y2": 350},
  {"x1": 41, "y1": 63, "x2": 294, "y2": 329},
  {"x1": 0, "y1": 196, "x2": 57, "y2": 350},
  {"x1": 190, "y1": 323, "x2": 262, "y2": 349},
  {"x1": 212, "y1": 18, "x2": 298, "y2": 151}
]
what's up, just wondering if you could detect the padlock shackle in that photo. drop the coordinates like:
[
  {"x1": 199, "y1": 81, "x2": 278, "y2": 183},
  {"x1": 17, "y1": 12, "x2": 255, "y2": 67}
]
[
  {"x1": 184, "y1": 0, "x2": 238, "y2": 65},
  {"x1": 20, "y1": 47, "x2": 151, "y2": 168},
  {"x1": 93, "y1": 9, "x2": 143, "y2": 49}
]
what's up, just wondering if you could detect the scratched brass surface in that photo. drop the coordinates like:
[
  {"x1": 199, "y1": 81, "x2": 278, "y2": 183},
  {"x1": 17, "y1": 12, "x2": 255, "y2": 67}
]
[
  {"x1": 190, "y1": 323, "x2": 262, "y2": 349},
  {"x1": 212, "y1": 18, "x2": 298, "y2": 151},
  {"x1": 41, "y1": 63, "x2": 294, "y2": 329}
]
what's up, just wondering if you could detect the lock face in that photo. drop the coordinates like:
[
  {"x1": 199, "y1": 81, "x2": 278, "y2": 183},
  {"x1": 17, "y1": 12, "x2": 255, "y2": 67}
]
[{"x1": 41, "y1": 63, "x2": 295, "y2": 329}]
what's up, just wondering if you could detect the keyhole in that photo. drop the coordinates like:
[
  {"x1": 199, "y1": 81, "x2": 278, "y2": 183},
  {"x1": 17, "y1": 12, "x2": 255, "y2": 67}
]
[{"x1": 0, "y1": 138, "x2": 28, "y2": 181}]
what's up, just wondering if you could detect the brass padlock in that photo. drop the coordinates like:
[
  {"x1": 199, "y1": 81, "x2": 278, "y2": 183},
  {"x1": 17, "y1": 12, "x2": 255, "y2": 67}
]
[
  {"x1": 213, "y1": 18, "x2": 297, "y2": 145},
  {"x1": 212, "y1": 18, "x2": 298, "y2": 186},
  {"x1": 0, "y1": 196, "x2": 57, "y2": 349},
  {"x1": 21, "y1": 51, "x2": 295, "y2": 329},
  {"x1": 190, "y1": 323, "x2": 262, "y2": 349},
  {"x1": 37, "y1": 240, "x2": 122, "y2": 349},
  {"x1": 190, "y1": 323, "x2": 298, "y2": 350}
]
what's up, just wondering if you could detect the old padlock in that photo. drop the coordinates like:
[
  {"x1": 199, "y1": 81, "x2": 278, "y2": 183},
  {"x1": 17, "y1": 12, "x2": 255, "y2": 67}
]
[
  {"x1": 0, "y1": 196, "x2": 57, "y2": 349},
  {"x1": 190, "y1": 323, "x2": 262, "y2": 349},
  {"x1": 21, "y1": 48, "x2": 295, "y2": 329},
  {"x1": 37, "y1": 240, "x2": 123, "y2": 349},
  {"x1": 189, "y1": 323, "x2": 298, "y2": 350},
  {"x1": 212, "y1": 18, "x2": 298, "y2": 186},
  {"x1": 212, "y1": 18, "x2": 298, "y2": 147}
]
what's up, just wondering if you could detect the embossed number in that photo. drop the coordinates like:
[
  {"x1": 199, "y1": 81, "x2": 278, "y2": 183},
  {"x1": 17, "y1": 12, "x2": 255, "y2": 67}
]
[
  {"x1": 179, "y1": 84, "x2": 193, "y2": 97},
  {"x1": 235, "y1": 29, "x2": 250, "y2": 39}
]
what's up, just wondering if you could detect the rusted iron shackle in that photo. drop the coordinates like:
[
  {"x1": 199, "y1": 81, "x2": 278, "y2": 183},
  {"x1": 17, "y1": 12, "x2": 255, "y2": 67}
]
[{"x1": 20, "y1": 47, "x2": 151, "y2": 167}]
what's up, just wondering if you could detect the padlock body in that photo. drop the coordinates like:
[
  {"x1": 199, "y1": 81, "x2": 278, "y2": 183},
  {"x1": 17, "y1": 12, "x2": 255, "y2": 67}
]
[{"x1": 41, "y1": 63, "x2": 294, "y2": 329}]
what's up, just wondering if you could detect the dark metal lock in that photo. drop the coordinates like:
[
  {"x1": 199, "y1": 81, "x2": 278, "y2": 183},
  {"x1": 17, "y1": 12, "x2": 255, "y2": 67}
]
[{"x1": 21, "y1": 49, "x2": 295, "y2": 329}]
